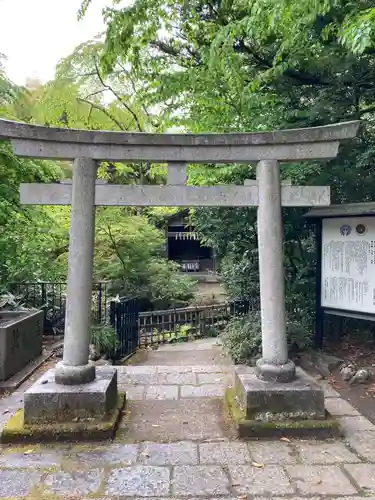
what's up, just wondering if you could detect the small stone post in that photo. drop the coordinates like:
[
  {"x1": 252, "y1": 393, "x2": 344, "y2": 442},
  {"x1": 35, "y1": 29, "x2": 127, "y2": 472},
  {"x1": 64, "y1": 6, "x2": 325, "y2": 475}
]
[
  {"x1": 255, "y1": 160, "x2": 296, "y2": 382},
  {"x1": 55, "y1": 158, "x2": 98, "y2": 385}
]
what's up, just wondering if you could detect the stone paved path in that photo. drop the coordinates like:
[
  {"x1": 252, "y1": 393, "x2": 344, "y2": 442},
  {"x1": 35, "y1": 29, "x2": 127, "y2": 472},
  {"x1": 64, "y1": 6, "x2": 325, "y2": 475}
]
[{"x1": 1, "y1": 339, "x2": 375, "y2": 498}]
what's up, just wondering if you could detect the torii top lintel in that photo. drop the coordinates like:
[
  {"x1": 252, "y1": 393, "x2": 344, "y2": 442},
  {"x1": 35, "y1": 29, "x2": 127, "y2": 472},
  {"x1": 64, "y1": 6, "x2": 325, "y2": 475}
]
[{"x1": 0, "y1": 119, "x2": 360, "y2": 163}]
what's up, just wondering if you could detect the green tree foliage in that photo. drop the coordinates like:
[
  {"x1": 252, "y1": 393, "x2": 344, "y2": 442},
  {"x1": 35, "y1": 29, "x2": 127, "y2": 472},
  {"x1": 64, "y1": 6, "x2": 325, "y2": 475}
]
[
  {"x1": 80, "y1": 0, "x2": 375, "y2": 323},
  {"x1": 0, "y1": 55, "x2": 20, "y2": 112},
  {"x1": 0, "y1": 49, "x2": 195, "y2": 308},
  {"x1": 94, "y1": 208, "x2": 196, "y2": 307},
  {"x1": 0, "y1": 142, "x2": 64, "y2": 283},
  {"x1": 0, "y1": 69, "x2": 65, "y2": 284}
]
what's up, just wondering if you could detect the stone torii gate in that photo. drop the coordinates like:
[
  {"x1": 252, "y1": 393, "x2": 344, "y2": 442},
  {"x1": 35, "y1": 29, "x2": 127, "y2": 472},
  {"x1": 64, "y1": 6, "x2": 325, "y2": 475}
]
[{"x1": 0, "y1": 119, "x2": 360, "y2": 431}]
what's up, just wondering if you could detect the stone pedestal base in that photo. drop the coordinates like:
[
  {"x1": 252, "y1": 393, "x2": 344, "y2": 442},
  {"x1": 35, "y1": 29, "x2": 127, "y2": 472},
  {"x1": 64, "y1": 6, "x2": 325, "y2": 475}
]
[
  {"x1": 235, "y1": 365, "x2": 325, "y2": 421},
  {"x1": 229, "y1": 365, "x2": 341, "y2": 439},
  {"x1": 55, "y1": 361, "x2": 96, "y2": 385},
  {"x1": 256, "y1": 358, "x2": 296, "y2": 382},
  {"x1": 24, "y1": 366, "x2": 118, "y2": 424}
]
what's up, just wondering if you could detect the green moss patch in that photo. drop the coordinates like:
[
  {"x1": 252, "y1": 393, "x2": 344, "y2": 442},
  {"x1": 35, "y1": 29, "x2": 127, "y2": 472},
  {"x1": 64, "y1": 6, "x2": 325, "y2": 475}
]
[
  {"x1": 1, "y1": 393, "x2": 126, "y2": 444},
  {"x1": 225, "y1": 388, "x2": 342, "y2": 439}
]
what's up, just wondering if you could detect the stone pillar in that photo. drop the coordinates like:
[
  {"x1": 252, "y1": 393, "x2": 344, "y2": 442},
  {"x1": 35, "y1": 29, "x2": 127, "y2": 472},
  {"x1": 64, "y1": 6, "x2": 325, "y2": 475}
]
[
  {"x1": 55, "y1": 158, "x2": 98, "y2": 385},
  {"x1": 255, "y1": 160, "x2": 295, "y2": 382}
]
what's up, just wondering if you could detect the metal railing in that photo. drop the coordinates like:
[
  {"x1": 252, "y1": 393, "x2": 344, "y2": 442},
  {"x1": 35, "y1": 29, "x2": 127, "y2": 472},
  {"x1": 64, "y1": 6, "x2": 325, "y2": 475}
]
[
  {"x1": 138, "y1": 299, "x2": 259, "y2": 346},
  {"x1": 10, "y1": 282, "x2": 111, "y2": 333},
  {"x1": 110, "y1": 297, "x2": 140, "y2": 357}
]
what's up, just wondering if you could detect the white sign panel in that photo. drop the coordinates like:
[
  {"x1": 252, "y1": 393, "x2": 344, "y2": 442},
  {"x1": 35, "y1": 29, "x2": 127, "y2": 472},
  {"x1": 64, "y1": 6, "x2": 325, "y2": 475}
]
[{"x1": 321, "y1": 217, "x2": 375, "y2": 314}]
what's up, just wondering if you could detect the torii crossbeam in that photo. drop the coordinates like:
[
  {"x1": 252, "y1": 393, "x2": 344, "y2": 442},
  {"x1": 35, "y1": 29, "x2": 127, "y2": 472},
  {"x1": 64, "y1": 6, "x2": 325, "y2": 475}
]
[{"x1": 0, "y1": 118, "x2": 360, "y2": 429}]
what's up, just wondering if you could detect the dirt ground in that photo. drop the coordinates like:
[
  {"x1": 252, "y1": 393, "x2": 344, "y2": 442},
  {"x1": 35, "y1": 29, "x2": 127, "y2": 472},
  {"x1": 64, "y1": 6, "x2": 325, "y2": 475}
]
[{"x1": 323, "y1": 334, "x2": 375, "y2": 424}]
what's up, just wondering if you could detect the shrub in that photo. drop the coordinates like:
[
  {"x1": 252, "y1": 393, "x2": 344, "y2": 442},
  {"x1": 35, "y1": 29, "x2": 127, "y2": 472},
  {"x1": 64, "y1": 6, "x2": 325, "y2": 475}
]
[
  {"x1": 221, "y1": 312, "x2": 312, "y2": 364},
  {"x1": 0, "y1": 292, "x2": 29, "y2": 311},
  {"x1": 90, "y1": 325, "x2": 119, "y2": 358},
  {"x1": 221, "y1": 313, "x2": 262, "y2": 364}
]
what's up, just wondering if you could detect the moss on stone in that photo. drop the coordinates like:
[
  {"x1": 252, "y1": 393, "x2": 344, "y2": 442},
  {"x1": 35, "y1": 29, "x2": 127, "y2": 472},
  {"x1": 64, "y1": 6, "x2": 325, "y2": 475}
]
[
  {"x1": 27, "y1": 484, "x2": 61, "y2": 500},
  {"x1": 1, "y1": 393, "x2": 126, "y2": 444},
  {"x1": 225, "y1": 388, "x2": 342, "y2": 439},
  {"x1": 225, "y1": 386, "x2": 245, "y2": 421}
]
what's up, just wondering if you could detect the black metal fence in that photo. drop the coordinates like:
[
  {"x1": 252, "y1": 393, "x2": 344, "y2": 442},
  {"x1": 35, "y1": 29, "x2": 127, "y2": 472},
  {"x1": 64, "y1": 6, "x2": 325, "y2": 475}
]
[
  {"x1": 110, "y1": 297, "x2": 140, "y2": 357},
  {"x1": 10, "y1": 282, "x2": 111, "y2": 333},
  {"x1": 138, "y1": 299, "x2": 258, "y2": 347}
]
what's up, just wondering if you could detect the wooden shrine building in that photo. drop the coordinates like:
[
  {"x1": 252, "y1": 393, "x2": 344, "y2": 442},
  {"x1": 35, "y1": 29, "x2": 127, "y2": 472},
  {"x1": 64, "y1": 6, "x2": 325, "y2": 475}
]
[{"x1": 164, "y1": 210, "x2": 217, "y2": 274}]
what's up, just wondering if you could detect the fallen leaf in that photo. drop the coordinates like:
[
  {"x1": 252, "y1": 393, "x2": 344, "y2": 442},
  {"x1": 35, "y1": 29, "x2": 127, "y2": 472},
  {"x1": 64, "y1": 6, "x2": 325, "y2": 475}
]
[
  {"x1": 251, "y1": 461, "x2": 264, "y2": 468},
  {"x1": 2, "y1": 410, "x2": 9, "y2": 415},
  {"x1": 24, "y1": 449, "x2": 35, "y2": 455},
  {"x1": 280, "y1": 437, "x2": 290, "y2": 442}
]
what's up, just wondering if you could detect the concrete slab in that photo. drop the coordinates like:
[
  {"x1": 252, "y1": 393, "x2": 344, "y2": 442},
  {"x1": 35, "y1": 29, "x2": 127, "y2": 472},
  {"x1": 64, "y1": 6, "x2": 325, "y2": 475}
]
[
  {"x1": 181, "y1": 384, "x2": 225, "y2": 398},
  {"x1": 287, "y1": 464, "x2": 358, "y2": 495},
  {"x1": 339, "y1": 415, "x2": 375, "y2": 434},
  {"x1": 64, "y1": 444, "x2": 139, "y2": 466},
  {"x1": 344, "y1": 463, "x2": 375, "y2": 493},
  {"x1": 24, "y1": 367, "x2": 118, "y2": 424},
  {"x1": 145, "y1": 385, "x2": 179, "y2": 400},
  {"x1": 0, "y1": 469, "x2": 40, "y2": 497},
  {"x1": 346, "y1": 431, "x2": 375, "y2": 461},
  {"x1": 156, "y1": 365, "x2": 194, "y2": 373},
  {"x1": 105, "y1": 466, "x2": 170, "y2": 496},
  {"x1": 118, "y1": 399, "x2": 235, "y2": 442},
  {"x1": 229, "y1": 464, "x2": 293, "y2": 496},
  {"x1": 191, "y1": 365, "x2": 224, "y2": 373},
  {"x1": 248, "y1": 441, "x2": 299, "y2": 465},
  {"x1": 139, "y1": 441, "x2": 198, "y2": 465},
  {"x1": 197, "y1": 372, "x2": 226, "y2": 384},
  {"x1": 0, "y1": 450, "x2": 60, "y2": 468},
  {"x1": 325, "y1": 397, "x2": 361, "y2": 416},
  {"x1": 156, "y1": 372, "x2": 197, "y2": 385},
  {"x1": 199, "y1": 441, "x2": 250, "y2": 465},
  {"x1": 117, "y1": 366, "x2": 157, "y2": 375},
  {"x1": 296, "y1": 440, "x2": 360, "y2": 464},
  {"x1": 137, "y1": 349, "x2": 226, "y2": 366},
  {"x1": 118, "y1": 384, "x2": 145, "y2": 400},
  {"x1": 117, "y1": 373, "x2": 158, "y2": 385},
  {"x1": 319, "y1": 380, "x2": 340, "y2": 398},
  {"x1": 172, "y1": 465, "x2": 230, "y2": 496},
  {"x1": 43, "y1": 469, "x2": 103, "y2": 496}
]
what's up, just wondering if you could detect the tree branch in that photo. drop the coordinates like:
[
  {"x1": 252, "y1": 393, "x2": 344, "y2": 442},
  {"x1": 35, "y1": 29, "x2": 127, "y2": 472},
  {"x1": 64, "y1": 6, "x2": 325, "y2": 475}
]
[
  {"x1": 237, "y1": 40, "x2": 332, "y2": 87},
  {"x1": 94, "y1": 61, "x2": 144, "y2": 132},
  {"x1": 85, "y1": 89, "x2": 105, "y2": 99},
  {"x1": 77, "y1": 97, "x2": 126, "y2": 130},
  {"x1": 358, "y1": 104, "x2": 375, "y2": 116},
  {"x1": 103, "y1": 223, "x2": 128, "y2": 273},
  {"x1": 150, "y1": 40, "x2": 201, "y2": 66}
]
